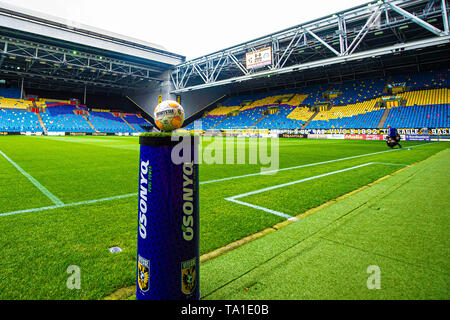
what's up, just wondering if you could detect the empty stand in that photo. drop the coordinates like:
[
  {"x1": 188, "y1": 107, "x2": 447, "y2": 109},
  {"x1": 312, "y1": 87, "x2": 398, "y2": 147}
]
[
  {"x1": 0, "y1": 108, "x2": 42, "y2": 132},
  {"x1": 1, "y1": 69, "x2": 448, "y2": 134},
  {"x1": 183, "y1": 69, "x2": 448, "y2": 131},
  {"x1": 384, "y1": 105, "x2": 449, "y2": 129},
  {"x1": 306, "y1": 99, "x2": 384, "y2": 129},
  {"x1": 87, "y1": 111, "x2": 135, "y2": 133},
  {"x1": 0, "y1": 88, "x2": 22, "y2": 99},
  {"x1": 41, "y1": 105, "x2": 94, "y2": 133}
]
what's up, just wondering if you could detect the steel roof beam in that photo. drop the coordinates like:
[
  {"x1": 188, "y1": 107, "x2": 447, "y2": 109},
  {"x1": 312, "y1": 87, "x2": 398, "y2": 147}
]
[
  {"x1": 388, "y1": 2, "x2": 446, "y2": 36},
  {"x1": 305, "y1": 28, "x2": 340, "y2": 56},
  {"x1": 170, "y1": 0, "x2": 447, "y2": 92},
  {"x1": 171, "y1": 35, "x2": 450, "y2": 93},
  {"x1": 442, "y1": 0, "x2": 450, "y2": 34},
  {"x1": 0, "y1": 39, "x2": 165, "y2": 83}
]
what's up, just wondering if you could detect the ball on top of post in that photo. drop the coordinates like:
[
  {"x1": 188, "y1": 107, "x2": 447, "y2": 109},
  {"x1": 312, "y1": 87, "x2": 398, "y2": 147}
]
[{"x1": 154, "y1": 100, "x2": 185, "y2": 132}]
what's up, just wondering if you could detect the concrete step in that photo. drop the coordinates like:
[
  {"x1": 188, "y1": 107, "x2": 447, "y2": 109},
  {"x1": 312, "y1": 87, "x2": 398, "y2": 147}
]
[
  {"x1": 121, "y1": 116, "x2": 137, "y2": 132},
  {"x1": 301, "y1": 110, "x2": 320, "y2": 129},
  {"x1": 248, "y1": 114, "x2": 268, "y2": 129},
  {"x1": 82, "y1": 115, "x2": 99, "y2": 132},
  {"x1": 377, "y1": 108, "x2": 391, "y2": 129},
  {"x1": 36, "y1": 113, "x2": 47, "y2": 133}
]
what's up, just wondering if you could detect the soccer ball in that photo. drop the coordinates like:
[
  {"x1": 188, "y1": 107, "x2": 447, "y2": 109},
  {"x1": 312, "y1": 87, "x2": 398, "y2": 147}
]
[{"x1": 154, "y1": 100, "x2": 185, "y2": 132}]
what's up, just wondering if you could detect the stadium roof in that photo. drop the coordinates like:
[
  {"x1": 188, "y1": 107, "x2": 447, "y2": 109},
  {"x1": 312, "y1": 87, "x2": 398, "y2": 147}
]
[
  {"x1": 0, "y1": 1, "x2": 169, "y2": 53},
  {"x1": 1, "y1": 0, "x2": 449, "y2": 97},
  {"x1": 170, "y1": 0, "x2": 450, "y2": 94},
  {"x1": 0, "y1": 1, "x2": 185, "y2": 94}
]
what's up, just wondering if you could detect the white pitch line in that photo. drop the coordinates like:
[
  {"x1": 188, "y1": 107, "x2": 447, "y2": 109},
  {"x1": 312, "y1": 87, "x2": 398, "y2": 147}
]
[
  {"x1": 0, "y1": 141, "x2": 436, "y2": 219},
  {"x1": 0, "y1": 149, "x2": 64, "y2": 206},
  {"x1": 224, "y1": 161, "x2": 409, "y2": 220},
  {"x1": 0, "y1": 193, "x2": 137, "y2": 218},
  {"x1": 227, "y1": 163, "x2": 373, "y2": 201},
  {"x1": 226, "y1": 198, "x2": 298, "y2": 221},
  {"x1": 200, "y1": 142, "x2": 437, "y2": 185}
]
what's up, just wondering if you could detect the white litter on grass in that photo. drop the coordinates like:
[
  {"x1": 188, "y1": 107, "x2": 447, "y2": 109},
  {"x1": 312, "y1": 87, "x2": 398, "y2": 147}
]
[{"x1": 109, "y1": 247, "x2": 123, "y2": 253}]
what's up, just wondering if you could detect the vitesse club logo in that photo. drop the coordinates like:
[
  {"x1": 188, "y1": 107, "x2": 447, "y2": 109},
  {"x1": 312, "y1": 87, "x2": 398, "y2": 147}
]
[
  {"x1": 181, "y1": 258, "x2": 197, "y2": 295},
  {"x1": 137, "y1": 255, "x2": 150, "y2": 292}
]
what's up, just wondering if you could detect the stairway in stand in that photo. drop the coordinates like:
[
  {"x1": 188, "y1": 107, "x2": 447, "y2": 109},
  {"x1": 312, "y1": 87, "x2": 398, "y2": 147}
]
[
  {"x1": 248, "y1": 114, "x2": 268, "y2": 129},
  {"x1": 121, "y1": 116, "x2": 137, "y2": 132},
  {"x1": 36, "y1": 113, "x2": 47, "y2": 134},
  {"x1": 30, "y1": 101, "x2": 47, "y2": 134},
  {"x1": 301, "y1": 111, "x2": 320, "y2": 129},
  {"x1": 211, "y1": 117, "x2": 228, "y2": 129},
  {"x1": 377, "y1": 108, "x2": 391, "y2": 128},
  {"x1": 82, "y1": 114, "x2": 98, "y2": 132}
]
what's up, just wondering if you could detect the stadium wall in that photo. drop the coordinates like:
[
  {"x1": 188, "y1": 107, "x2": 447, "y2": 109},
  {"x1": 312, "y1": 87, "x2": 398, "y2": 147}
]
[
  {"x1": 178, "y1": 86, "x2": 229, "y2": 119},
  {"x1": 24, "y1": 88, "x2": 137, "y2": 112},
  {"x1": 131, "y1": 78, "x2": 228, "y2": 120},
  {"x1": 129, "y1": 84, "x2": 166, "y2": 117}
]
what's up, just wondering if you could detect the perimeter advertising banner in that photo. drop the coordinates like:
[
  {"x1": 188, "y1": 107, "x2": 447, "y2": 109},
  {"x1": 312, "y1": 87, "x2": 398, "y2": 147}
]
[
  {"x1": 277, "y1": 128, "x2": 450, "y2": 136},
  {"x1": 47, "y1": 132, "x2": 66, "y2": 136},
  {"x1": 344, "y1": 134, "x2": 369, "y2": 140},
  {"x1": 365, "y1": 134, "x2": 384, "y2": 140},
  {"x1": 429, "y1": 128, "x2": 450, "y2": 135},
  {"x1": 280, "y1": 133, "x2": 308, "y2": 139},
  {"x1": 222, "y1": 129, "x2": 270, "y2": 136},
  {"x1": 405, "y1": 135, "x2": 431, "y2": 141},
  {"x1": 20, "y1": 132, "x2": 43, "y2": 136},
  {"x1": 308, "y1": 134, "x2": 329, "y2": 139},
  {"x1": 306, "y1": 134, "x2": 385, "y2": 140}
]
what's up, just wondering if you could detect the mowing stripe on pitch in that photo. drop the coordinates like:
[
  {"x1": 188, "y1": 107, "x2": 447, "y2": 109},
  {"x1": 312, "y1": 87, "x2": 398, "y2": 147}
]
[
  {"x1": 201, "y1": 142, "x2": 436, "y2": 185},
  {"x1": 0, "y1": 149, "x2": 64, "y2": 206},
  {"x1": 372, "y1": 162, "x2": 411, "y2": 167},
  {"x1": 0, "y1": 193, "x2": 137, "y2": 218}
]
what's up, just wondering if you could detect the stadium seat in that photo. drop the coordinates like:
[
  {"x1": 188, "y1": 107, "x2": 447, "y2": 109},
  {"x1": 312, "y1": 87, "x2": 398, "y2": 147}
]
[
  {"x1": 183, "y1": 70, "x2": 448, "y2": 131},
  {"x1": 88, "y1": 111, "x2": 136, "y2": 133},
  {"x1": 41, "y1": 105, "x2": 94, "y2": 133},
  {"x1": 0, "y1": 108, "x2": 42, "y2": 132},
  {"x1": 1, "y1": 69, "x2": 448, "y2": 133},
  {"x1": 123, "y1": 114, "x2": 152, "y2": 132}
]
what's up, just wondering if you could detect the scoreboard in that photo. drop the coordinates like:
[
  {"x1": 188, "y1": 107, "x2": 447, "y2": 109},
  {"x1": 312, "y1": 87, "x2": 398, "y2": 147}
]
[{"x1": 246, "y1": 47, "x2": 272, "y2": 69}]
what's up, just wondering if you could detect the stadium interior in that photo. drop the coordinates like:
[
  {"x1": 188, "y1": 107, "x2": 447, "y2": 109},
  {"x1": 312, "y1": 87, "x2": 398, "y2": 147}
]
[
  {"x1": 182, "y1": 69, "x2": 449, "y2": 131},
  {"x1": 1, "y1": 69, "x2": 448, "y2": 133},
  {"x1": 0, "y1": 0, "x2": 449, "y2": 136},
  {"x1": 0, "y1": 89, "x2": 152, "y2": 133},
  {"x1": 0, "y1": 0, "x2": 449, "y2": 302}
]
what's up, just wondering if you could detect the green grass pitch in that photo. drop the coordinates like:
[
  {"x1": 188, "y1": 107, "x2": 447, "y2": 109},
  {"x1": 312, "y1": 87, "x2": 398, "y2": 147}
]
[{"x1": 0, "y1": 135, "x2": 448, "y2": 299}]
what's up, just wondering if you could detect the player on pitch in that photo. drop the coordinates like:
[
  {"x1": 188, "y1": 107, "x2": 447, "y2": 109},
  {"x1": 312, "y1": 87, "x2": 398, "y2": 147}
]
[{"x1": 386, "y1": 125, "x2": 402, "y2": 149}]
